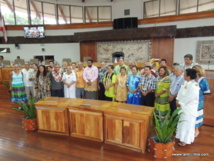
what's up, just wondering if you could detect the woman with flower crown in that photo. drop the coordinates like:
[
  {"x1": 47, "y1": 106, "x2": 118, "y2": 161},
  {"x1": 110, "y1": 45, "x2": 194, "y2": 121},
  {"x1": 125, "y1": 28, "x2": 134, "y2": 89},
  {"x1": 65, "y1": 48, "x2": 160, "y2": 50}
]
[{"x1": 115, "y1": 67, "x2": 128, "y2": 103}]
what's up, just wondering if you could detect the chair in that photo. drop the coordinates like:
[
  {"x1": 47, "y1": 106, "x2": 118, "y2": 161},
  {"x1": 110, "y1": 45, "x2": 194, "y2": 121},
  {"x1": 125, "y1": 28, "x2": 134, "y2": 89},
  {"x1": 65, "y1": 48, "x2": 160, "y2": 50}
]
[
  {"x1": 14, "y1": 59, "x2": 25, "y2": 66},
  {"x1": 29, "y1": 59, "x2": 39, "y2": 65},
  {"x1": 83, "y1": 57, "x2": 92, "y2": 62},
  {"x1": 2, "y1": 60, "x2": 10, "y2": 66},
  {"x1": 62, "y1": 58, "x2": 72, "y2": 64},
  {"x1": 93, "y1": 62, "x2": 101, "y2": 68},
  {"x1": 44, "y1": 59, "x2": 52, "y2": 66}
]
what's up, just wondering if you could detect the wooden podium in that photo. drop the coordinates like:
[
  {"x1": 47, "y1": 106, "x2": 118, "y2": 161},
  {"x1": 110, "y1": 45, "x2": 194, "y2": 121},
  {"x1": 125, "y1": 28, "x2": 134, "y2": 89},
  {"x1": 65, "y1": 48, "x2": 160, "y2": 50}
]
[{"x1": 35, "y1": 97, "x2": 153, "y2": 153}]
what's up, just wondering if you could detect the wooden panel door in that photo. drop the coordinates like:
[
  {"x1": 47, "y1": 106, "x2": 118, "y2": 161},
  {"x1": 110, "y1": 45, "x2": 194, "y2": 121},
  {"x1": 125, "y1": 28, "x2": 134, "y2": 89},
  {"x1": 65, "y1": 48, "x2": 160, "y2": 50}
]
[
  {"x1": 69, "y1": 109, "x2": 103, "y2": 142},
  {"x1": 36, "y1": 107, "x2": 69, "y2": 135},
  {"x1": 104, "y1": 114, "x2": 144, "y2": 152},
  {"x1": 80, "y1": 42, "x2": 97, "y2": 62},
  {"x1": 204, "y1": 70, "x2": 214, "y2": 126},
  {"x1": 151, "y1": 38, "x2": 174, "y2": 68}
]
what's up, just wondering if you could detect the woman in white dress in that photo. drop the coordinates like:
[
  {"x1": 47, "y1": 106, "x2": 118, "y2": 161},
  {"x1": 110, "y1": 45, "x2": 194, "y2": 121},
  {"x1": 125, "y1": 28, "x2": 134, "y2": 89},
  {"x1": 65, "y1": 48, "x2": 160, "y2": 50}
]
[
  {"x1": 175, "y1": 69, "x2": 199, "y2": 146},
  {"x1": 62, "y1": 66, "x2": 76, "y2": 98}
]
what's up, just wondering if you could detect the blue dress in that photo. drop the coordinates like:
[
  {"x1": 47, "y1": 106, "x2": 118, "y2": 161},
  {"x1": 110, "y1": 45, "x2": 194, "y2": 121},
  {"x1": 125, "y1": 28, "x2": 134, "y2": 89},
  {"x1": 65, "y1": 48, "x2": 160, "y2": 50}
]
[
  {"x1": 195, "y1": 77, "x2": 210, "y2": 127},
  {"x1": 126, "y1": 73, "x2": 141, "y2": 105}
]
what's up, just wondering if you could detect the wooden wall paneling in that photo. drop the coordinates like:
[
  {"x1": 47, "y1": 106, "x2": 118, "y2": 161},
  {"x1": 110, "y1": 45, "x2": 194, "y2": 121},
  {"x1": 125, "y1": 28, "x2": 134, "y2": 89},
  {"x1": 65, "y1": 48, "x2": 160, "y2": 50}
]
[
  {"x1": 151, "y1": 38, "x2": 174, "y2": 68},
  {"x1": 80, "y1": 42, "x2": 97, "y2": 62},
  {"x1": 203, "y1": 70, "x2": 214, "y2": 127}
]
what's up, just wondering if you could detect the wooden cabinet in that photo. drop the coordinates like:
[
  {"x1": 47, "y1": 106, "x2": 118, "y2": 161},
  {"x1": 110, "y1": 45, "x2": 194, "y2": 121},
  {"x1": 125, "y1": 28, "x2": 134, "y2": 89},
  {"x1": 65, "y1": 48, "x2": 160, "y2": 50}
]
[
  {"x1": 104, "y1": 114, "x2": 146, "y2": 152},
  {"x1": 68, "y1": 109, "x2": 103, "y2": 142}
]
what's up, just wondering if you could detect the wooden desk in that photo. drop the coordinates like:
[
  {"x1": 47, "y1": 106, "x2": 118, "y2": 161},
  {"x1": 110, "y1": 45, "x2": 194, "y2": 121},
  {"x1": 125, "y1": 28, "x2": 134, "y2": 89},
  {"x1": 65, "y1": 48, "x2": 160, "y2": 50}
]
[
  {"x1": 0, "y1": 68, "x2": 2, "y2": 82},
  {"x1": 204, "y1": 70, "x2": 214, "y2": 126},
  {"x1": 0, "y1": 67, "x2": 24, "y2": 82},
  {"x1": 35, "y1": 97, "x2": 153, "y2": 153},
  {"x1": 35, "y1": 97, "x2": 70, "y2": 136}
]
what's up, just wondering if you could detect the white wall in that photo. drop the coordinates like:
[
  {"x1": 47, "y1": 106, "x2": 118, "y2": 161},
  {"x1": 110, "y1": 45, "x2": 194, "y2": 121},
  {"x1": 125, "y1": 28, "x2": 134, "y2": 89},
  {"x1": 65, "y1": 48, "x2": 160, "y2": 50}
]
[
  {"x1": 174, "y1": 37, "x2": 214, "y2": 70},
  {"x1": 0, "y1": 43, "x2": 80, "y2": 64}
]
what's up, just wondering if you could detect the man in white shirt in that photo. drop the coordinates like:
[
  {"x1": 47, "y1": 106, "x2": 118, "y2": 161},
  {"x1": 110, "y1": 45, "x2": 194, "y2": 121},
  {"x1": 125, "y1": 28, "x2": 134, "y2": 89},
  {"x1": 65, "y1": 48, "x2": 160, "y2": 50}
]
[
  {"x1": 180, "y1": 54, "x2": 198, "y2": 70},
  {"x1": 22, "y1": 62, "x2": 34, "y2": 98}
]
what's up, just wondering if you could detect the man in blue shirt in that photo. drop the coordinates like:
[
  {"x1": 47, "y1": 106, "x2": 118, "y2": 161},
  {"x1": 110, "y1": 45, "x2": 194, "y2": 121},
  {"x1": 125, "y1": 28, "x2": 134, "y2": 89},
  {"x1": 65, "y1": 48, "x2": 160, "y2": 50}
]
[{"x1": 169, "y1": 65, "x2": 185, "y2": 115}]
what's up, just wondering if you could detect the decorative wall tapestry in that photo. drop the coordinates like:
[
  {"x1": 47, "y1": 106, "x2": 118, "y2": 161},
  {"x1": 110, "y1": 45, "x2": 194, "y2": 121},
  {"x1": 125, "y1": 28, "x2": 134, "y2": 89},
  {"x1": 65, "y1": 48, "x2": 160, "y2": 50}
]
[
  {"x1": 97, "y1": 40, "x2": 151, "y2": 63},
  {"x1": 196, "y1": 41, "x2": 214, "y2": 64}
]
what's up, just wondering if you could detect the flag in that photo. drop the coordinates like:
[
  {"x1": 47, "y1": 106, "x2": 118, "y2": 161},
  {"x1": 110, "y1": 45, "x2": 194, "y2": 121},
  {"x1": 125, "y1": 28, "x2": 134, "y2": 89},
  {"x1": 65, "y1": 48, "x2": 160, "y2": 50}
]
[{"x1": 0, "y1": 3, "x2": 8, "y2": 43}]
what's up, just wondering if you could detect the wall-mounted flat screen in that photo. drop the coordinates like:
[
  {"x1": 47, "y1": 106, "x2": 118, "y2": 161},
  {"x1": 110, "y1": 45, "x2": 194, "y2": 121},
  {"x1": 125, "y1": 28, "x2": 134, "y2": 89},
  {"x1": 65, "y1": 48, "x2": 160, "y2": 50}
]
[{"x1": 24, "y1": 26, "x2": 45, "y2": 38}]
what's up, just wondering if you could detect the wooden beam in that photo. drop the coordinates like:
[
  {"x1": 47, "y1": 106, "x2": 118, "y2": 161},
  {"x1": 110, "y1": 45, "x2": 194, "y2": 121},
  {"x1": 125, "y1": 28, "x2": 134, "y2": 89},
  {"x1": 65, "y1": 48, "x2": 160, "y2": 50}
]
[
  {"x1": 30, "y1": 0, "x2": 41, "y2": 19},
  {"x1": 4, "y1": 0, "x2": 14, "y2": 13},
  {"x1": 58, "y1": 6, "x2": 67, "y2": 24},
  {"x1": 86, "y1": 8, "x2": 92, "y2": 23},
  {"x1": 176, "y1": 26, "x2": 214, "y2": 38},
  {"x1": 74, "y1": 26, "x2": 177, "y2": 42}
]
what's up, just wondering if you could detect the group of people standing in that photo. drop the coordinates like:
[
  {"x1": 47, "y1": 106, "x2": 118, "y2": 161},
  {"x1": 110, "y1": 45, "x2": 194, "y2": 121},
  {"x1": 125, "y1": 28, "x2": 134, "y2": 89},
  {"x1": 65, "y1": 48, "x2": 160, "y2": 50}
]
[{"x1": 10, "y1": 54, "x2": 210, "y2": 147}]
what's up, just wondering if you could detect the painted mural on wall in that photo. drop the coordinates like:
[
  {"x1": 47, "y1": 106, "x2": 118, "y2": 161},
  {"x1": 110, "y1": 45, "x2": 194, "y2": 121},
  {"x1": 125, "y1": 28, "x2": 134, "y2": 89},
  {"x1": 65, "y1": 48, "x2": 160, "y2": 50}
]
[
  {"x1": 196, "y1": 41, "x2": 214, "y2": 64},
  {"x1": 97, "y1": 40, "x2": 151, "y2": 63}
]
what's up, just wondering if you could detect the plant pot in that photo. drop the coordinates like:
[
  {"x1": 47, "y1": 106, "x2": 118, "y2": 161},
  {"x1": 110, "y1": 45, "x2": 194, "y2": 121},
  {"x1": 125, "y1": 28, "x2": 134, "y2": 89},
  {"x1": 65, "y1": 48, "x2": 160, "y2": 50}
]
[
  {"x1": 148, "y1": 136, "x2": 175, "y2": 159},
  {"x1": 22, "y1": 118, "x2": 38, "y2": 131}
]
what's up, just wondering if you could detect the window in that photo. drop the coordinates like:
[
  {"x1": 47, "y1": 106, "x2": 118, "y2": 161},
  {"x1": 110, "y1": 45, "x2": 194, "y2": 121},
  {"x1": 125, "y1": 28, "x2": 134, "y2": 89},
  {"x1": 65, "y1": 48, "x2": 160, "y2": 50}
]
[
  {"x1": 71, "y1": 6, "x2": 83, "y2": 23},
  {"x1": 144, "y1": 0, "x2": 159, "y2": 18},
  {"x1": 85, "y1": 6, "x2": 111, "y2": 23},
  {"x1": 85, "y1": 7, "x2": 98, "y2": 23},
  {"x1": 14, "y1": 0, "x2": 29, "y2": 25},
  {"x1": 1, "y1": 0, "x2": 15, "y2": 25},
  {"x1": 179, "y1": 0, "x2": 198, "y2": 14},
  {"x1": 58, "y1": 5, "x2": 70, "y2": 24},
  {"x1": 98, "y1": 6, "x2": 111, "y2": 22},
  {"x1": 198, "y1": 0, "x2": 214, "y2": 12},
  {"x1": 30, "y1": 0, "x2": 43, "y2": 25},
  {"x1": 160, "y1": 0, "x2": 177, "y2": 16},
  {"x1": 43, "y1": 3, "x2": 56, "y2": 24}
]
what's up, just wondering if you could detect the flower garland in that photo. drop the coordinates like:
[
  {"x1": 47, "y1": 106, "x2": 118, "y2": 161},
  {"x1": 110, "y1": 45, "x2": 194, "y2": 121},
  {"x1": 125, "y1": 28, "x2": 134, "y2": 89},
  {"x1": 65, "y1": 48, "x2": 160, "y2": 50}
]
[{"x1": 52, "y1": 70, "x2": 62, "y2": 82}]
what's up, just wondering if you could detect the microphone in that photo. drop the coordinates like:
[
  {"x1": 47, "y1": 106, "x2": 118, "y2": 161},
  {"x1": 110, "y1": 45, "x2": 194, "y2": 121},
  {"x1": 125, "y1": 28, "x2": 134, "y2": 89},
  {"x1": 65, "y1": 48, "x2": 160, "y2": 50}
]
[{"x1": 208, "y1": 61, "x2": 210, "y2": 70}]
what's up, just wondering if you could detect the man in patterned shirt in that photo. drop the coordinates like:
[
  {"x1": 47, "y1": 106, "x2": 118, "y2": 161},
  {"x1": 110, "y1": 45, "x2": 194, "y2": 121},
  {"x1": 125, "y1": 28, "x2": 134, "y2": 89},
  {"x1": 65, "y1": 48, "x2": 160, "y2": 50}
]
[
  {"x1": 139, "y1": 66, "x2": 156, "y2": 107},
  {"x1": 98, "y1": 62, "x2": 107, "y2": 100}
]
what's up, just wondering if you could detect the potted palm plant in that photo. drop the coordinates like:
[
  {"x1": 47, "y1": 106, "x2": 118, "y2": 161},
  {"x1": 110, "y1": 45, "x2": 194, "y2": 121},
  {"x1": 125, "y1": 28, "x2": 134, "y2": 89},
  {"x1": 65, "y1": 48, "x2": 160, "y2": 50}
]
[
  {"x1": 13, "y1": 98, "x2": 37, "y2": 131},
  {"x1": 149, "y1": 108, "x2": 181, "y2": 159}
]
